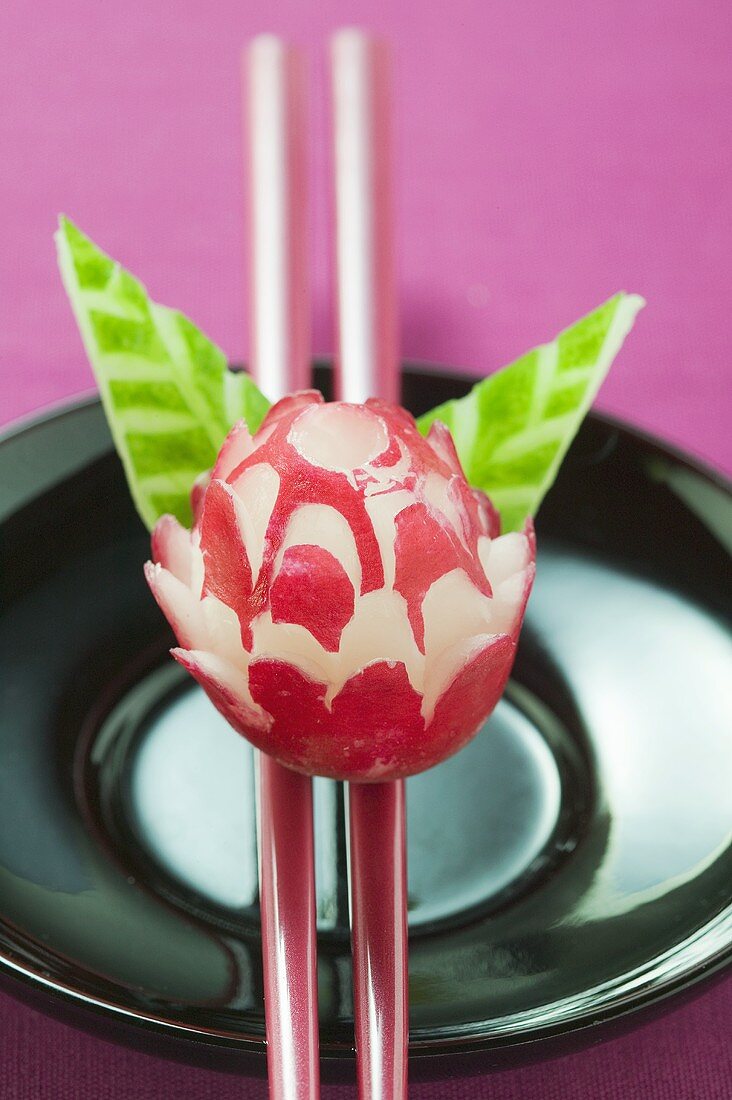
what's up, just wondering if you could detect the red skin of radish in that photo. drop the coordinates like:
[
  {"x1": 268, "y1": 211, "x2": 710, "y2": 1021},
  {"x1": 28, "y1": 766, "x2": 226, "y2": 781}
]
[{"x1": 146, "y1": 391, "x2": 535, "y2": 782}]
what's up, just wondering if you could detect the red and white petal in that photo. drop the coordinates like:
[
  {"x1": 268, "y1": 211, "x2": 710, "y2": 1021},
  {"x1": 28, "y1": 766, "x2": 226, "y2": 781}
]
[
  {"x1": 447, "y1": 478, "x2": 501, "y2": 555},
  {"x1": 278, "y1": 503, "x2": 361, "y2": 592},
  {"x1": 329, "y1": 661, "x2": 425, "y2": 780},
  {"x1": 270, "y1": 543, "x2": 355, "y2": 652},
  {"x1": 393, "y1": 501, "x2": 465, "y2": 651},
  {"x1": 421, "y1": 569, "x2": 494, "y2": 669},
  {"x1": 337, "y1": 589, "x2": 422, "y2": 695},
  {"x1": 199, "y1": 480, "x2": 255, "y2": 645},
  {"x1": 145, "y1": 562, "x2": 209, "y2": 650},
  {"x1": 368, "y1": 429, "x2": 403, "y2": 470},
  {"x1": 426, "y1": 420, "x2": 463, "y2": 476},
  {"x1": 172, "y1": 648, "x2": 270, "y2": 737},
  {"x1": 363, "y1": 487, "x2": 414, "y2": 589},
  {"x1": 190, "y1": 473, "x2": 210, "y2": 527},
  {"x1": 228, "y1": 463, "x2": 280, "y2": 583},
  {"x1": 188, "y1": 531, "x2": 205, "y2": 599},
  {"x1": 199, "y1": 595, "x2": 250, "y2": 669},
  {"x1": 523, "y1": 516, "x2": 537, "y2": 560},
  {"x1": 213, "y1": 419, "x2": 254, "y2": 480},
  {"x1": 479, "y1": 528, "x2": 536, "y2": 635},
  {"x1": 422, "y1": 473, "x2": 468, "y2": 547},
  {"x1": 257, "y1": 390, "x2": 324, "y2": 435},
  {"x1": 512, "y1": 521, "x2": 536, "y2": 631},
  {"x1": 365, "y1": 398, "x2": 415, "y2": 432},
  {"x1": 288, "y1": 402, "x2": 389, "y2": 474},
  {"x1": 481, "y1": 531, "x2": 531, "y2": 586},
  {"x1": 425, "y1": 632, "x2": 516, "y2": 765},
  {"x1": 518, "y1": 559, "x2": 536, "y2": 629},
  {"x1": 368, "y1": 400, "x2": 456, "y2": 480},
  {"x1": 247, "y1": 657, "x2": 332, "y2": 772},
  {"x1": 263, "y1": 457, "x2": 385, "y2": 596},
  {"x1": 248, "y1": 656, "x2": 427, "y2": 782},
  {"x1": 151, "y1": 514, "x2": 195, "y2": 585},
  {"x1": 472, "y1": 488, "x2": 501, "y2": 539}
]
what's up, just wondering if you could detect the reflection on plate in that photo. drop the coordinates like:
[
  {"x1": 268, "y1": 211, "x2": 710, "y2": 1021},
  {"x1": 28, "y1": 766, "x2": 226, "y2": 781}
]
[{"x1": 0, "y1": 366, "x2": 730, "y2": 1081}]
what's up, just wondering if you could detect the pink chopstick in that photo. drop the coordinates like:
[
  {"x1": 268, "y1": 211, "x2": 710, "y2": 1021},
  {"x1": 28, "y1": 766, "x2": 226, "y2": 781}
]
[
  {"x1": 258, "y1": 756, "x2": 319, "y2": 1098},
  {"x1": 330, "y1": 31, "x2": 399, "y2": 408},
  {"x1": 247, "y1": 35, "x2": 310, "y2": 397},
  {"x1": 330, "y1": 30, "x2": 409, "y2": 1100},
  {"x1": 348, "y1": 781, "x2": 409, "y2": 1098},
  {"x1": 245, "y1": 36, "x2": 320, "y2": 1100}
]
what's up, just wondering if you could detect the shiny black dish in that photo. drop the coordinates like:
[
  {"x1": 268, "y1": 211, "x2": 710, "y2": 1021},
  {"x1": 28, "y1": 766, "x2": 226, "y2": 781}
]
[{"x1": 0, "y1": 365, "x2": 730, "y2": 1081}]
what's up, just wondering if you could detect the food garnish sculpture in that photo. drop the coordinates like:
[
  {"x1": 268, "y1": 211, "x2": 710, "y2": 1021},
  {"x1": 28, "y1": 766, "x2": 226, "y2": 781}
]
[
  {"x1": 54, "y1": 23, "x2": 648, "y2": 1100},
  {"x1": 58, "y1": 210, "x2": 643, "y2": 1099},
  {"x1": 145, "y1": 391, "x2": 535, "y2": 782}
]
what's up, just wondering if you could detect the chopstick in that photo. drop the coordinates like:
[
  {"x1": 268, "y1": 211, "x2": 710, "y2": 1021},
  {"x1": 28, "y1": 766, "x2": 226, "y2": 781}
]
[
  {"x1": 347, "y1": 780, "x2": 408, "y2": 1098},
  {"x1": 330, "y1": 31, "x2": 399, "y2": 406},
  {"x1": 247, "y1": 35, "x2": 310, "y2": 401},
  {"x1": 245, "y1": 35, "x2": 320, "y2": 1100},
  {"x1": 330, "y1": 29, "x2": 409, "y2": 1100}
]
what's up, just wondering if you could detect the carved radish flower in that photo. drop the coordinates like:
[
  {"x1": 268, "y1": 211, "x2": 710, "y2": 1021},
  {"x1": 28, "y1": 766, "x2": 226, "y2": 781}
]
[{"x1": 145, "y1": 392, "x2": 535, "y2": 781}]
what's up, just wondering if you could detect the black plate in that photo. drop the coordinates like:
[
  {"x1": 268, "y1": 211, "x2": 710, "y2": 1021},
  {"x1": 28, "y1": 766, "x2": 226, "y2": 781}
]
[{"x1": 0, "y1": 365, "x2": 730, "y2": 1082}]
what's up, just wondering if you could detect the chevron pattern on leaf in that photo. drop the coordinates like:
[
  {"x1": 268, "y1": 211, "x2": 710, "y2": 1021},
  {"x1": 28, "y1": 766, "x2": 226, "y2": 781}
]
[
  {"x1": 56, "y1": 218, "x2": 270, "y2": 530},
  {"x1": 417, "y1": 293, "x2": 645, "y2": 532}
]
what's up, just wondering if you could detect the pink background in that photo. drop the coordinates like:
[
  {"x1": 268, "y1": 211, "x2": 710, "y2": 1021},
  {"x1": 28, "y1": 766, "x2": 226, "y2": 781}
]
[{"x1": 0, "y1": 0, "x2": 730, "y2": 1097}]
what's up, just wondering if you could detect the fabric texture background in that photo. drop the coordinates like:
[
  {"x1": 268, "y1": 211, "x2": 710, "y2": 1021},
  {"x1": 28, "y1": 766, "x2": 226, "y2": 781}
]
[{"x1": 0, "y1": 0, "x2": 730, "y2": 1096}]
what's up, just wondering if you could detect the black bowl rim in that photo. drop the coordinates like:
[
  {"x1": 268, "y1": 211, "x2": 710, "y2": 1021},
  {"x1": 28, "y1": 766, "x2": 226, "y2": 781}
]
[{"x1": 2, "y1": 365, "x2": 730, "y2": 494}]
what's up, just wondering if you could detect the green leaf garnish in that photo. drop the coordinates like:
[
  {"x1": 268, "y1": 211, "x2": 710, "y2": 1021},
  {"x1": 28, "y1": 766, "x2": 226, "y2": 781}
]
[
  {"x1": 418, "y1": 293, "x2": 645, "y2": 531},
  {"x1": 56, "y1": 217, "x2": 270, "y2": 530}
]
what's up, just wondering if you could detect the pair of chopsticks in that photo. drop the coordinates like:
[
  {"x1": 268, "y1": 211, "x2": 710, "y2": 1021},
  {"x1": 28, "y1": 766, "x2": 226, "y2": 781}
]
[{"x1": 245, "y1": 30, "x2": 408, "y2": 1100}]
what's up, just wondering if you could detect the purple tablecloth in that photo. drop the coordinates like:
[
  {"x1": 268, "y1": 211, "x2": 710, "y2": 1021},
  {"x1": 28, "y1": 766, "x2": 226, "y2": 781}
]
[{"x1": 0, "y1": 0, "x2": 730, "y2": 1096}]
